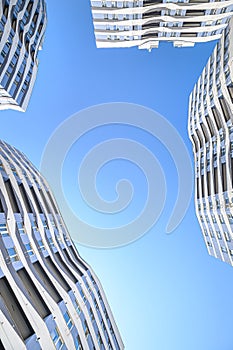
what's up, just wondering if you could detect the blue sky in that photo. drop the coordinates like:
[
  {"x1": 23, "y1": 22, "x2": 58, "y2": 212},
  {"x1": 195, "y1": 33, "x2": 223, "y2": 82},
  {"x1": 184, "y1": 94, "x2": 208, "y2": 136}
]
[{"x1": 2, "y1": 1, "x2": 233, "y2": 349}]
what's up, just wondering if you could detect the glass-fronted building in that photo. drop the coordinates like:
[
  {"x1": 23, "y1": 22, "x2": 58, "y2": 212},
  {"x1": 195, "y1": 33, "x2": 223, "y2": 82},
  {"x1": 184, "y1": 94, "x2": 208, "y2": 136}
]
[
  {"x1": 0, "y1": 140, "x2": 124, "y2": 350},
  {"x1": 91, "y1": 0, "x2": 233, "y2": 50},
  {"x1": 0, "y1": 0, "x2": 47, "y2": 111},
  {"x1": 188, "y1": 17, "x2": 233, "y2": 265}
]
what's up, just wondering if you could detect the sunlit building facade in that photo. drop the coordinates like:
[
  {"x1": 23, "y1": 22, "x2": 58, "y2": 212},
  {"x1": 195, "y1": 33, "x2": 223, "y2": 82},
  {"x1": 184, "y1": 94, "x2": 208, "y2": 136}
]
[
  {"x1": 0, "y1": 140, "x2": 124, "y2": 350},
  {"x1": 0, "y1": 0, "x2": 47, "y2": 112},
  {"x1": 188, "y1": 18, "x2": 233, "y2": 265},
  {"x1": 91, "y1": 0, "x2": 233, "y2": 50}
]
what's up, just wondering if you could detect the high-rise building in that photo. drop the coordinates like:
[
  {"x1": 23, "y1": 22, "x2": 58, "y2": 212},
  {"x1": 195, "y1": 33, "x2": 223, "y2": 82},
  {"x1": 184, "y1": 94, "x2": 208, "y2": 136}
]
[
  {"x1": 0, "y1": 140, "x2": 124, "y2": 350},
  {"x1": 0, "y1": 0, "x2": 47, "y2": 112},
  {"x1": 90, "y1": 0, "x2": 233, "y2": 50},
  {"x1": 188, "y1": 17, "x2": 233, "y2": 265}
]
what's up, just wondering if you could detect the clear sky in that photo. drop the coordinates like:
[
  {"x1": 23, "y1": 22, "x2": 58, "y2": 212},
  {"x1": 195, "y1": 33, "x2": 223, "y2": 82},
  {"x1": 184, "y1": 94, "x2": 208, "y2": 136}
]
[{"x1": 2, "y1": 1, "x2": 233, "y2": 349}]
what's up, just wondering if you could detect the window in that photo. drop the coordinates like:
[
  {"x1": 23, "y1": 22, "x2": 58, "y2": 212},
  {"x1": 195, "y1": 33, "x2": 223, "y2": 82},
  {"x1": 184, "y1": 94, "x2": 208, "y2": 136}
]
[
  {"x1": 90, "y1": 274, "x2": 96, "y2": 285},
  {"x1": 97, "y1": 290, "x2": 102, "y2": 301},
  {"x1": 104, "y1": 308, "x2": 109, "y2": 319},
  {"x1": 38, "y1": 239, "x2": 45, "y2": 251},
  {"x1": 7, "y1": 247, "x2": 19, "y2": 262},
  {"x1": 63, "y1": 311, "x2": 73, "y2": 330},
  {"x1": 110, "y1": 324, "x2": 114, "y2": 335},
  {"x1": 24, "y1": 243, "x2": 34, "y2": 256},
  {"x1": 17, "y1": 222, "x2": 25, "y2": 235},
  {"x1": 30, "y1": 219, "x2": 38, "y2": 230},
  {"x1": 83, "y1": 320, "x2": 90, "y2": 338},
  {"x1": 227, "y1": 214, "x2": 233, "y2": 224},
  {"x1": 85, "y1": 281, "x2": 91, "y2": 293},
  {"x1": 94, "y1": 298, "x2": 99, "y2": 310},
  {"x1": 50, "y1": 327, "x2": 63, "y2": 350},
  {"x1": 209, "y1": 230, "x2": 214, "y2": 238},
  {"x1": 211, "y1": 214, "x2": 216, "y2": 223},
  {"x1": 80, "y1": 288, "x2": 86, "y2": 303},
  {"x1": 221, "y1": 246, "x2": 228, "y2": 254},
  {"x1": 73, "y1": 299, "x2": 81, "y2": 315},
  {"x1": 0, "y1": 223, "x2": 9, "y2": 237},
  {"x1": 48, "y1": 236, "x2": 55, "y2": 247},
  {"x1": 97, "y1": 331, "x2": 104, "y2": 346},
  {"x1": 219, "y1": 214, "x2": 225, "y2": 224},
  {"x1": 108, "y1": 339, "x2": 113, "y2": 349},
  {"x1": 89, "y1": 308, "x2": 95, "y2": 321},
  {"x1": 224, "y1": 231, "x2": 231, "y2": 242},
  {"x1": 74, "y1": 335, "x2": 83, "y2": 350}
]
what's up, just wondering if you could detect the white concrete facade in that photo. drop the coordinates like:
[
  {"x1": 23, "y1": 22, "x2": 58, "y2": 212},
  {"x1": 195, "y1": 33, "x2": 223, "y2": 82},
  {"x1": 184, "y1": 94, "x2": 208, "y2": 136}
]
[
  {"x1": 188, "y1": 17, "x2": 233, "y2": 265},
  {"x1": 0, "y1": 0, "x2": 47, "y2": 112},
  {"x1": 91, "y1": 0, "x2": 233, "y2": 50},
  {"x1": 0, "y1": 140, "x2": 124, "y2": 350}
]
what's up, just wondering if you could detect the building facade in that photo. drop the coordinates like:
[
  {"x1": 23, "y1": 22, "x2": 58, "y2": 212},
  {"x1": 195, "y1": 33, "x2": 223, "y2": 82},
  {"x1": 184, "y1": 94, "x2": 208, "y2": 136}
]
[
  {"x1": 91, "y1": 0, "x2": 233, "y2": 50},
  {"x1": 0, "y1": 0, "x2": 47, "y2": 112},
  {"x1": 0, "y1": 140, "x2": 124, "y2": 350},
  {"x1": 188, "y1": 18, "x2": 233, "y2": 265}
]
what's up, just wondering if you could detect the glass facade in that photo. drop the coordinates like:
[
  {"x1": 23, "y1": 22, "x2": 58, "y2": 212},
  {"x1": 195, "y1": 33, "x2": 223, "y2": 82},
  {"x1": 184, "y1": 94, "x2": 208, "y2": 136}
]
[
  {"x1": 189, "y1": 17, "x2": 233, "y2": 265},
  {"x1": 0, "y1": 140, "x2": 124, "y2": 349},
  {"x1": 91, "y1": 0, "x2": 233, "y2": 50},
  {"x1": 0, "y1": 0, "x2": 47, "y2": 111}
]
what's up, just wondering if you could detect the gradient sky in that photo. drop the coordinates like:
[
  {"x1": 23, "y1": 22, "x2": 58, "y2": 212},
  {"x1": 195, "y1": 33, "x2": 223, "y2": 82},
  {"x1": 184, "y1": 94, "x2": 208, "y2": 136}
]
[{"x1": 2, "y1": 1, "x2": 233, "y2": 349}]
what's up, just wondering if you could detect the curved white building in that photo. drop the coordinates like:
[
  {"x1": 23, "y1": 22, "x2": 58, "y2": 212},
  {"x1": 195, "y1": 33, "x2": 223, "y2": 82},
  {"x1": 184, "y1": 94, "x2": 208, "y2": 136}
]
[
  {"x1": 0, "y1": 140, "x2": 124, "y2": 350},
  {"x1": 91, "y1": 0, "x2": 233, "y2": 50},
  {"x1": 188, "y1": 17, "x2": 233, "y2": 265},
  {"x1": 0, "y1": 0, "x2": 47, "y2": 112}
]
